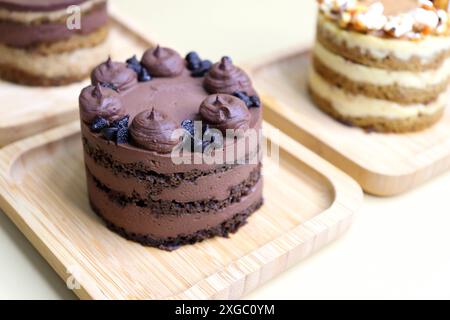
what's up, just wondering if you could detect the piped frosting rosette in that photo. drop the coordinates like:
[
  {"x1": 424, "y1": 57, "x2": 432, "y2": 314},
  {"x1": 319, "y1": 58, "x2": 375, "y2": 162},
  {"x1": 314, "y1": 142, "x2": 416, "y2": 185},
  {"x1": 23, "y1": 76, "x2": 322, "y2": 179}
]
[
  {"x1": 141, "y1": 46, "x2": 185, "y2": 77},
  {"x1": 91, "y1": 57, "x2": 138, "y2": 91},
  {"x1": 200, "y1": 94, "x2": 251, "y2": 134},
  {"x1": 204, "y1": 57, "x2": 254, "y2": 95},
  {"x1": 79, "y1": 83, "x2": 124, "y2": 123},
  {"x1": 129, "y1": 109, "x2": 181, "y2": 153}
]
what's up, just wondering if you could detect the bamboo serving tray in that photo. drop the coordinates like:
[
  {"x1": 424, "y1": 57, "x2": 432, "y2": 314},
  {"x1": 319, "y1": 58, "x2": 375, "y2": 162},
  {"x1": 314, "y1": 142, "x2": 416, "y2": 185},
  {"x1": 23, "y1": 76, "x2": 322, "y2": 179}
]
[
  {"x1": 0, "y1": 8, "x2": 155, "y2": 147},
  {"x1": 251, "y1": 49, "x2": 450, "y2": 196},
  {"x1": 0, "y1": 121, "x2": 361, "y2": 300}
]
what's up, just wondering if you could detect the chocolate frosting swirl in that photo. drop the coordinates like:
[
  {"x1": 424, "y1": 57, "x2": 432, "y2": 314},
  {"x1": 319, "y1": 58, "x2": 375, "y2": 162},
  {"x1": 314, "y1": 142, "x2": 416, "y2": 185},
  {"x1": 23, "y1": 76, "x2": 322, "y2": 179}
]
[
  {"x1": 204, "y1": 57, "x2": 253, "y2": 95},
  {"x1": 91, "y1": 57, "x2": 138, "y2": 91},
  {"x1": 141, "y1": 46, "x2": 184, "y2": 77},
  {"x1": 79, "y1": 84, "x2": 124, "y2": 123},
  {"x1": 130, "y1": 109, "x2": 181, "y2": 153},
  {"x1": 199, "y1": 94, "x2": 251, "y2": 133}
]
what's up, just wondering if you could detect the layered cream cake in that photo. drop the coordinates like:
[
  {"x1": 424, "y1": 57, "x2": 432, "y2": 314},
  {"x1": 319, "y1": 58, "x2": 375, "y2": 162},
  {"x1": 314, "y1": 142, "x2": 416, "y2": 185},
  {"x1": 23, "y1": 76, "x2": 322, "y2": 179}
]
[
  {"x1": 0, "y1": 0, "x2": 110, "y2": 86},
  {"x1": 309, "y1": 0, "x2": 450, "y2": 132}
]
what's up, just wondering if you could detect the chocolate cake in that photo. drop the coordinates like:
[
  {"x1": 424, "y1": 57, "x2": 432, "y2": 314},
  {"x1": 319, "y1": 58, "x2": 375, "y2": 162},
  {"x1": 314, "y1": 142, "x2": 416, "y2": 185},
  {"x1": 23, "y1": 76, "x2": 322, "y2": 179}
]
[
  {"x1": 310, "y1": 0, "x2": 450, "y2": 132},
  {"x1": 0, "y1": 0, "x2": 110, "y2": 86},
  {"x1": 79, "y1": 46, "x2": 263, "y2": 250}
]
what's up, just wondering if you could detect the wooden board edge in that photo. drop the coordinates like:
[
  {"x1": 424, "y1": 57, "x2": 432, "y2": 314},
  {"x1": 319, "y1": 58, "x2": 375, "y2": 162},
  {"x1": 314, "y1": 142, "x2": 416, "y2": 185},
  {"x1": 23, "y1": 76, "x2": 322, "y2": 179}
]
[
  {"x1": 109, "y1": 5, "x2": 157, "y2": 48},
  {"x1": 0, "y1": 122, "x2": 105, "y2": 300},
  {"x1": 170, "y1": 123, "x2": 362, "y2": 299},
  {"x1": 260, "y1": 91, "x2": 450, "y2": 197},
  {"x1": 0, "y1": 109, "x2": 78, "y2": 148},
  {"x1": 247, "y1": 47, "x2": 450, "y2": 196},
  {"x1": 0, "y1": 121, "x2": 362, "y2": 300}
]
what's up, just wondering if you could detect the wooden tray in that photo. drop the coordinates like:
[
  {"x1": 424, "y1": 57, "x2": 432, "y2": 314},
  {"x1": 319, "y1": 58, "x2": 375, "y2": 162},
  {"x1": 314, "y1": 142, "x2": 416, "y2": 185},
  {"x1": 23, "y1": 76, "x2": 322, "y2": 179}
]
[
  {"x1": 251, "y1": 49, "x2": 450, "y2": 196},
  {"x1": 0, "y1": 121, "x2": 361, "y2": 300},
  {"x1": 0, "y1": 8, "x2": 155, "y2": 147}
]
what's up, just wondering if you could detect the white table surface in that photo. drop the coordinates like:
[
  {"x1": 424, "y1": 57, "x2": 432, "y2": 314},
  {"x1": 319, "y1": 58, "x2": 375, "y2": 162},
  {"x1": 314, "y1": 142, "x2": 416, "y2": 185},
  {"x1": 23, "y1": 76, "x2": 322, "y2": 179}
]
[{"x1": 1, "y1": 0, "x2": 450, "y2": 300}]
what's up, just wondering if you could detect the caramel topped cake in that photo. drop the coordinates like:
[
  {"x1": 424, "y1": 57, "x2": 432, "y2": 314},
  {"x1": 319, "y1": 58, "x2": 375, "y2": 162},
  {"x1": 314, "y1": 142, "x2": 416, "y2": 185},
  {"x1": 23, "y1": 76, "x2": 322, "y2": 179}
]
[
  {"x1": 0, "y1": 0, "x2": 110, "y2": 86},
  {"x1": 309, "y1": 0, "x2": 450, "y2": 132},
  {"x1": 79, "y1": 46, "x2": 263, "y2": 250}
]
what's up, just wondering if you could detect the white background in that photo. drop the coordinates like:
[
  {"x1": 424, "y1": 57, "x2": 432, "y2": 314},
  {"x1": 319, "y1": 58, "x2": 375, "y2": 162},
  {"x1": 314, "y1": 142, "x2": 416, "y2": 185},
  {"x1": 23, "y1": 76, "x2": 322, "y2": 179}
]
[{"x1": 0, "y1": 0, "x2": 449, "y2": 299}]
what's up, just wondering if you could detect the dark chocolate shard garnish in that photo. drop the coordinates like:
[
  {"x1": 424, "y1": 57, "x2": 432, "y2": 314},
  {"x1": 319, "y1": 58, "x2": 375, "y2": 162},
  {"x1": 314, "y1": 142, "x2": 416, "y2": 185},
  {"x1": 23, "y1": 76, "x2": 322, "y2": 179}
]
[
  {"x1": 101, "y1": 127, "x2": 118, "y2": 141},
  {"x1": 90, "y1": 116, "x2": 109, "y2": 132}
]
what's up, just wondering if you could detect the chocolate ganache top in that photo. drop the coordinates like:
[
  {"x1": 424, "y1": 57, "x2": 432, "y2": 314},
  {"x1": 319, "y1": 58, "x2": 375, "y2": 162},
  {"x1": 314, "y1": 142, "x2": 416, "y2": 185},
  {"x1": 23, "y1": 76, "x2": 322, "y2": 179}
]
[
  {"x1": 80, "y1": 46, "x2": 262, "y2": 157},
  {"x1": 0, "y1": 0, "x2": 89, "y2": 11}
]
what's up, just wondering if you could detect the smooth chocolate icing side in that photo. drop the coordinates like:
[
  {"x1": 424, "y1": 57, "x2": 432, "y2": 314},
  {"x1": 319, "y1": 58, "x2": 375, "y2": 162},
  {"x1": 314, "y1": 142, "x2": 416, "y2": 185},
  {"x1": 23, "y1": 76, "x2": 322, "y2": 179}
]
[
  {"x1": 0, "y1": 0, "x2": 89, "y2": 11},
  {"x1": 200, "y1": 94, "x2": 251, "y2": 133},
  {"x1": 91, "y1": 57, "x2": 138, "y2": 91},
  {"x1": 0, "y1": 2, "x2": 108, "y2": 47},
  {"x1": 129, "y1": 109, "x2": 181, "y2": 153},
  {"x1": 79, "y1": 83, "x2": 123, "y2": 123},
  {"x1": 204, "y1": 56, "x2": 254, "y2": 95},
  {"x1": 141, "y1": 46, "x2": 184, "y2": 77}
]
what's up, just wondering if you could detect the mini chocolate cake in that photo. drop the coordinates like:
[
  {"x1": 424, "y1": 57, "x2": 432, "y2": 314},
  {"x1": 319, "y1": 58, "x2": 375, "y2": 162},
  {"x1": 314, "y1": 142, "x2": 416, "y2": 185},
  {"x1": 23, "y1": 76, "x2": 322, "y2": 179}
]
[
  {"x1": 0, "y1": 0, "x2": 110, "y2": 86},
  {"x1": 79, "y1": 46, "x2": 263, "y2": 250}
]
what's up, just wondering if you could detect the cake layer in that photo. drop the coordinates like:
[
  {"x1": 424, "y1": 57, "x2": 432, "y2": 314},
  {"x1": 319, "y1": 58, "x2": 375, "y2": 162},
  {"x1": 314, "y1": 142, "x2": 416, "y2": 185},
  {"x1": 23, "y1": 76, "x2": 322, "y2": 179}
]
[
  {"x1": 87, "y1": 172, "x2": 263, "y2": 243},
  {"x1": 92, "y1": 197, "x2": 263, "y2": 251},
  {"x1": 308, "y1": 66, "x2": 447, "y2": 120},
  {"x1": 0, "y1": 33, "x2": 109, "y2": 84},
  {"x1": 0, "y1": 1, "x2": 108, "y2": 48},
  {"x1": 16, "y1": 24, "x2": 108, "y2": 55},
  {"x1": 82, "y1": 135, "x2": 259, "y2": 181},
  {"x1": 84, "y1": 152, "x2": 260, "y2": 202},
  {"x1": 313, "y1": 42, "x2": 450, "y2": 91},
  {"x1": 318, "y1": 15, "x2": 450, "y2": 71},
  {"x1": 312, "y1": 54, "x2": 449, "y2": 105},
  {"x1": 88, "y1": 168, "x2": 261, "y2": 215},
  {"x1": 309, "y1": 87, "x2": 444, "y2": 133},
  {"x1": 0, "y1": 0, "x2": 89, "y2": 12},
  {"x1": 0, "y1": 0, "x2": 102, "y2": 23}
]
